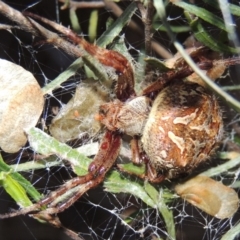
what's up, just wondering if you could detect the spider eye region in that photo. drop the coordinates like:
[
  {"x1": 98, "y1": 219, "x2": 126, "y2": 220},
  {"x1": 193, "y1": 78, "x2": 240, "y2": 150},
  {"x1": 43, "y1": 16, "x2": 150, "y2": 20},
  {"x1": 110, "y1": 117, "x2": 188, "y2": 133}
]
[
  {"x1": 99, "y1": 107, "x2": 108, "y2": 116},
  {"x1": 96, "y1": 102, "x2": 122, "y2": 132}
]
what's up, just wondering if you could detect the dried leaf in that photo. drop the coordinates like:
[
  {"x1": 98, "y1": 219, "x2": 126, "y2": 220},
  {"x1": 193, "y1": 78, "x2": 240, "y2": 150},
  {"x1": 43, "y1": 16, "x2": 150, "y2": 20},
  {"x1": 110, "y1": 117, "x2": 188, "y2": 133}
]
[
  {"x1": 0, "y1": 59, "x2": 44, "y2": 153},
  {"x1": 49, "y1": 80, "x2": 108, "y2": 142},
  {"x1": 175, "y1": 175, "x2": 239, "y2": 219}
]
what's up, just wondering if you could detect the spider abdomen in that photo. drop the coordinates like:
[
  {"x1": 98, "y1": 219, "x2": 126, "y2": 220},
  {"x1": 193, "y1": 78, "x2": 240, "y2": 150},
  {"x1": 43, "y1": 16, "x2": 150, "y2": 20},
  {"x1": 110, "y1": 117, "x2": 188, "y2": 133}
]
[{"x1": 141, "y1": 81, "x2": 223, "y2": 179}]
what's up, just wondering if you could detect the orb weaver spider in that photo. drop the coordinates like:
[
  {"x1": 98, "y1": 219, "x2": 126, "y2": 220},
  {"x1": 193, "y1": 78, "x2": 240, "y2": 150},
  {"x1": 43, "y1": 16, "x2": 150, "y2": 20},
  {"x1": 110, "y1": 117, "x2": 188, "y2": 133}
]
[{"x1": 0, "y1": 1, "x2": 239, "y2": 230}]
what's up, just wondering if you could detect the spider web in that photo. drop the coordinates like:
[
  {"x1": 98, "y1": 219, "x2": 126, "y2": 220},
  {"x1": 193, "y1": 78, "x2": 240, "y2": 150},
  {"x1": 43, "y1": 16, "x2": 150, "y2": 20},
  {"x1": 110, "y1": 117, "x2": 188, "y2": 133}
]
[{"x1": 0, "y1": 1, "x2": 240, "y2": 240}]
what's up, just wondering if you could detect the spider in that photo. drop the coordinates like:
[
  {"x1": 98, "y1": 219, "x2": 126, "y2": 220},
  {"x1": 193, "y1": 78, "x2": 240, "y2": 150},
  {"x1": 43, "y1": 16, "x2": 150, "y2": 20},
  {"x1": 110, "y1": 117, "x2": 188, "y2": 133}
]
[{"x1": 0, "y1": 2, "x2": 238, "y2": 228}]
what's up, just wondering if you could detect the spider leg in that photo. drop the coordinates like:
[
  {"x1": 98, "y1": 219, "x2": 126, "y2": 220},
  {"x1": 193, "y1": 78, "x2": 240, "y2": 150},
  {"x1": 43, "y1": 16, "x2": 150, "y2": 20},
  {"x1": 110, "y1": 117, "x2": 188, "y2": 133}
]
[
  {"x1": 35, "y1": 130, "x2": 122, "y2": 215},
  {"x1": 130, "y1": 137, "x2": 142, "y2": 165},
  {"x1": 119, "y1": 137, "x2": 165, "y2": 183},
  {"x1": 142, "y1": 54, "x2": 240, "y2": 97},
  {"x1": 145, "y1": 161, "x2": 165, "y2": 183},
  {"x1": 24, "y1": 12, "x2": 136, "y2": 101},
  {"x1": 142, "y1": 65, "x2": 196, "y2": 96},
  {"x1": 0, "y1": 131, "x2": 121, "y2": 218},
  {"x1": 39, "y1": 174, "x2": 108, "y2": 215},
  {"x1": 0, "y1": 174, "x2": 95, "y2": 219}
]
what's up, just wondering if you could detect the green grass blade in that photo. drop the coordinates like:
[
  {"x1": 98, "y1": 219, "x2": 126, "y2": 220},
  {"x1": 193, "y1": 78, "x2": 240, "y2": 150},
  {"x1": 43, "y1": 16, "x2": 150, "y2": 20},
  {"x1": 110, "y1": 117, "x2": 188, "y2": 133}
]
[
  {"x1": 26, "y1": 127, "x2": 91, "y2": 176},
  {"x1": 0, "y1": 154, "x2": 42, "y2": 202},
  {"x1": 144, "y1": 182, "x2": 176, "y2": 240},
  {"x1": 104, "y1": 171, "x2": 156, "y2": 208},
  {"x1": 97, "y1": 2, "x2": 137, "y2": 47},
  {"x1": 172, "y1": 1, "x2": 227, "y2": 32},
  {"x1": 221, "y1": 222, "x2": 240, "y2": 240},
  {"x1": 203, "y1": 0, "x2": 240, "y2": 17},
  {"x1": 185, "y1": 13, "x2": 239, "y2": 53},
  {"x1": 0, "y1": 171, "x2": 32, "y2": 207}
]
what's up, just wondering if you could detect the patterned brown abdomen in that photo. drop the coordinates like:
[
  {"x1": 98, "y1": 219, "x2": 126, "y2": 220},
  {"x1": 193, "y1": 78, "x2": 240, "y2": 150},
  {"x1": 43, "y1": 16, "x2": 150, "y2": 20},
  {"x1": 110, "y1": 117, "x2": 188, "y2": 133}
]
[{"x1": 141, "y1": 81, "x2": 223, "y2": 179}]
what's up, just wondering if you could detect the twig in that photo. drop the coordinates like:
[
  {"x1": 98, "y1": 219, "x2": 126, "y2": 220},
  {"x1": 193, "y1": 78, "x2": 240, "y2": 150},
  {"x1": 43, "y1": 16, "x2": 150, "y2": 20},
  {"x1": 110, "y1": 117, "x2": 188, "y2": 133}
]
[{"x1": 138, "y1": 0, "x2": 155, "y2": 56}]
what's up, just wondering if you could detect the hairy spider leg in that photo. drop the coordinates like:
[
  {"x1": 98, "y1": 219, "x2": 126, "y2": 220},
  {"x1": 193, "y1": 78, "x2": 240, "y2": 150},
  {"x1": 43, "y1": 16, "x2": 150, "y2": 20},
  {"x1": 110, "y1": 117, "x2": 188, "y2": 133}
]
[
  {"x1": 24, "y1": 12, "x2": 136, "y2": 101},
  {"x1": 0, "y1": 131, "x2": 121, "y2": 219},
  {"x1": 141, "y1": 61, "x2": 211, "y2": 96},
  {"x1": 142, "y1": 57, "x2": 240, "y2": 96},
  {"x1": 130, "y1": 137, "x2": 142, "y2": 165},
  {"x1": 119, "y1": 137, "x2": 165, "y2": 183}
]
